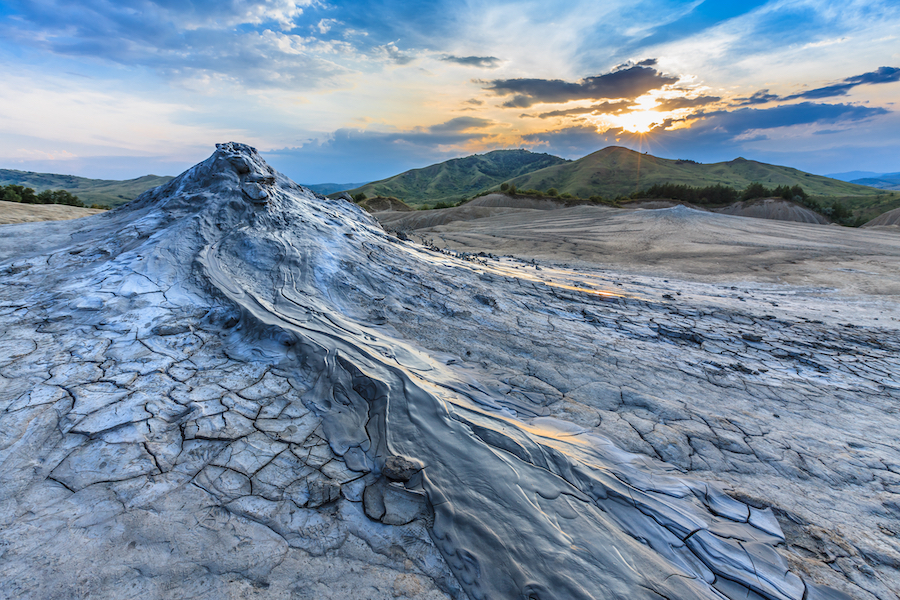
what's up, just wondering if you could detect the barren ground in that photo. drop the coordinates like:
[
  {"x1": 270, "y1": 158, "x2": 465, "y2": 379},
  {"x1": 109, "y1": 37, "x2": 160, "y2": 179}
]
[{"x1": 2, "y1": 159, "x2": 899, "y2": 600}]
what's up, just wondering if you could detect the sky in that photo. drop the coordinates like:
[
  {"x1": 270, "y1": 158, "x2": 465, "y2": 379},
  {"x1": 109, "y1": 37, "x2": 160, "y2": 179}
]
[{"x1": 1, "y1": 0, "x2": 899, "y2": 183}]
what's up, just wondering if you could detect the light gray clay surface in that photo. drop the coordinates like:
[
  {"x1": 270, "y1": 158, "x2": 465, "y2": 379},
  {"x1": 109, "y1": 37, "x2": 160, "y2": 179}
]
[{"x1": 1, "y1": 143, "x2": 897, "y2": 599}]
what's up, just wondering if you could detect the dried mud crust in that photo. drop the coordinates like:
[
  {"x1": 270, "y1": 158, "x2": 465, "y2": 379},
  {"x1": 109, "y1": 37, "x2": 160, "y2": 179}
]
[
  {"x1": 0, "y1": 283, "x2": 458, "y2": 600},
  {"x1": 0, "y1": 143, "x2": 896, "y2": 600},
  {"x1": 378, "y1": 255, "x2": 900, "y2": 599}
]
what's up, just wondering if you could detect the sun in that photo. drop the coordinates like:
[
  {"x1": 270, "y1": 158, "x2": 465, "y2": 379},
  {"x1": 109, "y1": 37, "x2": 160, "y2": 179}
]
[{"x1": 615, "y1": 110, "x2": 662, "y2": 134}]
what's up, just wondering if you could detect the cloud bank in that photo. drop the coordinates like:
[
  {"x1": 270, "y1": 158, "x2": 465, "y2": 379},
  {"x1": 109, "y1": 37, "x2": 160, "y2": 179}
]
[{"x1": 484, "y1": 64, "x2": 679, "y2": 108}]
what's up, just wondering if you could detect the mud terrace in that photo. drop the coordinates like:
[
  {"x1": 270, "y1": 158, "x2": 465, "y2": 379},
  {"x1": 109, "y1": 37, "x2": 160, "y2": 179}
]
[{"x1": 1, "y1": 144, "x2": 898, "y2": 600}]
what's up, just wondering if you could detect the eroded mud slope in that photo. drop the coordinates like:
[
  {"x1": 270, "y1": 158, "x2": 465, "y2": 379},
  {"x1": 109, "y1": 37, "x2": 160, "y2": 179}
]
[{"x1": 2, "y1": 143, "x2": 897, "y2": 599}]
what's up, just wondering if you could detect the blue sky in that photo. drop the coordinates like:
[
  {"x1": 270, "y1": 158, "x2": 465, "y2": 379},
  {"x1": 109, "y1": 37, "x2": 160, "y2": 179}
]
[{"x1": 1, "y1": 0, "x2": 898, "y2": 182}]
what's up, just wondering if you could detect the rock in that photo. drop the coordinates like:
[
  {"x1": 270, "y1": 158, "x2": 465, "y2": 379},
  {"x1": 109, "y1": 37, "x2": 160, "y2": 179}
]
[
  {"x1": 363, "y1": 479, "x2": 427, "y2": 526},
  {"x1": 383, "y1": 455, "x2": 422, "y2": 482},
  {"x1": 306, "y1": 476, "x2": 341, "y2": 508},
  {"x1": 241, "y1": 181, "x2": 269, "y2": 203}
]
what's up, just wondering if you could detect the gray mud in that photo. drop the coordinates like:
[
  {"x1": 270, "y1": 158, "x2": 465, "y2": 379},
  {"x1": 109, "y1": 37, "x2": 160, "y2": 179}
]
[{"x1": 1, "y1": 144, "x2": 895, "y2": 599}]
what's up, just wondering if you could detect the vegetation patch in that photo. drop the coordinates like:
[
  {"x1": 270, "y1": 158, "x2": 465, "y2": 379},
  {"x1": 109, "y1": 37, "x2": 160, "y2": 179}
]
[
  {"x1": 0, "y1": 184, "x2": 106, "y2": 209},
  {"x1": 0, "y1": 168, "x2": 172, "y2": 207}
]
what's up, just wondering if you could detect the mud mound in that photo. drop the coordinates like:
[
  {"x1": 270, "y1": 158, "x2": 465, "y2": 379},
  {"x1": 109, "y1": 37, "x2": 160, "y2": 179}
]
[
  {"x1": 862, "y1": 206, "x2": 900, "y2": 227},
  {"x1": 623, "y1": 199, "x2": 702, "y2": 210},
  {"x1": 466, "y1": 193, "x2": 568, "y2": 210},
  {"x1": 713, "y1": 197, "x2": 827, "y2": 224},
  {"x1": 358, "y1": 195, "x2": 413, "y2": 212},
  {"x1": 377, "y1": 194, "x2": 602, "y2": 231},
  {"x1": 0, "y1": 144, "x2": 878, "y2": 600},
  {"x1": 376, "y1": 205, "x2": 538, "y2": 230}
]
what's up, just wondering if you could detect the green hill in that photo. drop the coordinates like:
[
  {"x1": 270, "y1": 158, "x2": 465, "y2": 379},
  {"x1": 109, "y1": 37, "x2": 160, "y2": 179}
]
[
  {"x1": 0, "y1": 169, "x2": 173, "y2": 207},
  {"x1": 504, "y1": 146, "x2": 886, "y2": 200},
  {"x1": 344, "y1": 149, "x2": 570, "y2": 207}
]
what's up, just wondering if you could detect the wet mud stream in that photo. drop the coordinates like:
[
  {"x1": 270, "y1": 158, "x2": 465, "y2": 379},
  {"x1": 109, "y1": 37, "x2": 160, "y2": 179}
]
[{"x1": 197, "y1": 151, "x2": 848, "y2": 600}]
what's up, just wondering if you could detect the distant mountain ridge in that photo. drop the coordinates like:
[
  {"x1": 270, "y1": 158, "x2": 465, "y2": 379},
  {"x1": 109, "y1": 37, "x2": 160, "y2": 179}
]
[
  {"x1": 827, "y1": 171, "x2": 885, "y2": 182},
  {"x1": 849, "y1": 175, "x2": 900, "y2": 191},
  {"x1": 504, "y1": 146, "x2": 885, "y2": 200},
  {"x1": 0, "y1": 169, "x2": 173, "y2": 207},
  {"x1": 344, "y1": 149, "x2": 570, "y2": 206},
  {"x1": 827, "y1": 170, "x2": 900, "y2": 181},
  {"x1": 303, "y1": 181, "x2": 370, "y2": 195}
]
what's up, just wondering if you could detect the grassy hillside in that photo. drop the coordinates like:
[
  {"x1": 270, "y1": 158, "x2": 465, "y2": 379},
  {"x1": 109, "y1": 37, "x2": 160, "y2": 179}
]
[
  {"x1": 504, "y1": 146, "x2": 886, "y2": 200},
  {"x1": 0, "y1": 169, "x2": 173, "y2": 207},
  {"x1": 822, "y1": 192, "x2": 900, "y2": 223},
  {"x1": 344, "y1": 149, "x2": 569, "y2": 207}
]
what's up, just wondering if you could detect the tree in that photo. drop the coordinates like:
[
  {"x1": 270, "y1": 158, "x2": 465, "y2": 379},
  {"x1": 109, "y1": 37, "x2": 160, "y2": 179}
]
[
  {"x1": 352, "y1": 192, "x2": 367, "y2": 202},
  {"x1": 1, "y1": 184, "x2": 83, "y2": 206},
  {"x1": 500, "y1": 182, "x2": 509, "y2": 192},
  {"x1": 0, "y1": 186, "x2": 22, "y2": 203},
  {"x1": 741, "y1": 182, "x2": 769, "y2": 201},
  {"x1": 37, "y1": 189, "x2": 83, "y2": 206},
  {"x1": 546, "y1": 188, "x2": 558, "y2": 197}
]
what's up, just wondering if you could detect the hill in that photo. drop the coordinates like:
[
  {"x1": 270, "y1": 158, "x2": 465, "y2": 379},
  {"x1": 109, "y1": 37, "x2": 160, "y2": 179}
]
[
  {"x1": 827, "y1": 170, "x2": 884, "y2": 181},
  {"x1": 304, "y1": 181, "x2": 370, "y2": 195},
  {"x1": 356, "y1": 196, "x2": 413, "y2": 213},
  {"x1": 850, "y1": 174, "x2": 900, "y2": 191},
  {"x1": 0, "y1": 168, "x2": 173, "y2": 207},
  {"x1": 343, "y1": 149, "x2": 569, "y2": 207},
  {"x1": 504, "y1": 146, "x2": 886, "y2": 200}
]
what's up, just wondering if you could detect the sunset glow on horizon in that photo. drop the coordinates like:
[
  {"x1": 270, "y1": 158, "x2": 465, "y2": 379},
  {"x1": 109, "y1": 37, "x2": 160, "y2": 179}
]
[{"x1": 1, "y1": 1, "x2": 898, "y2": 182}]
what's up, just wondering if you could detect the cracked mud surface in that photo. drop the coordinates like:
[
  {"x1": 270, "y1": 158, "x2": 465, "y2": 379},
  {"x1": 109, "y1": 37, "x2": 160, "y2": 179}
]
[{"x1": 1, "y1": 143, "x2": 898, "y2": 599}]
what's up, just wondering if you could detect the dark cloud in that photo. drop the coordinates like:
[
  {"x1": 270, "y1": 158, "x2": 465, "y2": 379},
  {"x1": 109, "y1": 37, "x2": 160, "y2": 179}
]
[
  {"x1": 500, "y1": 95, "x2": 536, "y2": 109},
  {"x1": 784, "y1": 66, "x2": 900, "y2": 100},
  {"x1": 429, "y1": 117, "x2": 493, "y2": 133},
  {"x1": 441, "y1": 55, "x2": 502, "y2": 68},
  {"x1": 692, "y1": 102, "x2": 887, "y2": 133},
  {"x1": 846, "y1": 66, "x2": 900, "y2": 85},
  {"x1": 734, "y1": 89, "x2": 781, "y2": 106},
  {"x1": 537, "y1": 100, "x2": 631, "y2": 119},
  {"x1": 483, "y1": 65, "x2": 678, "y2": 108},
  {"x1": 654, "y1": 95, "x2": 721, "y2": 111},
  {"x1": 464, "y1": 98, "x2": 484, "y2": 105}
]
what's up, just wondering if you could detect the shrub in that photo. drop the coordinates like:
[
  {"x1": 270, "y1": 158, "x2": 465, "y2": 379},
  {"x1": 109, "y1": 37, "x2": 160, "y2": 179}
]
[
  {"x1": 352, "y1": 192, "x2": 367, "y2": 202},
  {"x1": 546, "y1": 188, "x2": 558, "y2": 197},
  {"x1": 500, "y1": 182, "x2": 509, "y2": 192}
]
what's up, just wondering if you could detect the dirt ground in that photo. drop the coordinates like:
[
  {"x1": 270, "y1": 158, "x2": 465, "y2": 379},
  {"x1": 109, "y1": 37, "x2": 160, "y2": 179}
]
[
  {"x1": 0, "y1": 200, "x2": 105, "y2": 225},
  {"x1": 378, "y1": 202, "x2": 900, "y2": 297}
]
